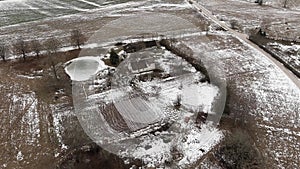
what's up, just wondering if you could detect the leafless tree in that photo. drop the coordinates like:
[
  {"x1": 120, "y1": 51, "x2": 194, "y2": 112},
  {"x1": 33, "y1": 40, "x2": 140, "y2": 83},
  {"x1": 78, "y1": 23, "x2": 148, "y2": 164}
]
[
  {"x1": 44, "y1": 37, "x2": 61, "y2": 80},
  {"x1": 0, "y1": 43, "x2": 6, "y2": 61},
  {"x1": 13, "y1": 37, "x2": 28, "y2": 60},
  {"x1": 283, "y1": 0, "x2": 288, "y2": 7},
  {"x1": 173, "y1": 94, "x2": 182, "y2": 109},
  {"x1": 70, "y1": 29, "x2": 85, "y2": 49},
  {"x1": 203, "y1": 24, "x2": 209, "y2": 35},
  {"x1": 30, "y1": 39, "x2": 43, "y2": 57},
  {"x1": 45, "y1": 37, "x2": 60, "y2": 54}
]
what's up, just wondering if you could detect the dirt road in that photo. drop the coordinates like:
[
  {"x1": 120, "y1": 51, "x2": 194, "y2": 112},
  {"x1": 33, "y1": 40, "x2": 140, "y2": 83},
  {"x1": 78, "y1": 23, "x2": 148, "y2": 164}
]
[{"x1": 188, "y1": 0, "x2": 300, "y2": 89}]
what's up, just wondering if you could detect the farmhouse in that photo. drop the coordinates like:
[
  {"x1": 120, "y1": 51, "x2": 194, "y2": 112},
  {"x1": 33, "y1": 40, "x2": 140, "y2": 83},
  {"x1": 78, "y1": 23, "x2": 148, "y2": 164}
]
[{"x1": 129, "y1": 59, "x2": 156, "y2": 74}]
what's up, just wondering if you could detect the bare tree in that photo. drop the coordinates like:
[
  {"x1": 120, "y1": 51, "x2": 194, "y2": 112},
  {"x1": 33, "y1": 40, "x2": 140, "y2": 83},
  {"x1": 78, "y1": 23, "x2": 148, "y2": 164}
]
[
  {"x1": 13, "y1": 37, "x2": 28, "y2": 60},
  {"x1": 70, "y1": 29, "x2": 85, "y2": 49},
  {"x1": 0, "y1": 43, "x2": 6, "y2": 61},
  {"x1": 44, "y1": 37, "x2": 61, "y2": 80},
  {"x1": 203, "y1": 24, "x2": 209, "y2": 35},
  {"x1": 45, "y1": 37, "x2": 60, "y2": 54},
  {"x1": 283, "y1": 0, "x2": 287, "y2": 7},
  {"x1": 173, "y1": 94, "x2": 182, "y2": 109},
  {"x1": 30, "y1": 39, "x2": 43, "y2": 57}
]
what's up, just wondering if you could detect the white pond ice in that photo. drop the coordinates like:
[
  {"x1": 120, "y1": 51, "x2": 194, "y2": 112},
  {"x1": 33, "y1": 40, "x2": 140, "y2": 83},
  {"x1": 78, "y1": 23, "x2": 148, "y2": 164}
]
[{"x1": 64, "y1": 56, "x2": 107, "y2": 81}]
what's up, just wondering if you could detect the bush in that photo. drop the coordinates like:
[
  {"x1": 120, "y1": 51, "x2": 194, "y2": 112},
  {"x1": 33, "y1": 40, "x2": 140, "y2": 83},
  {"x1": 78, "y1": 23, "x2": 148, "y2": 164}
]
[
  {"x1": 229, "y1": 20, "x2": 239, "y2": 30},
  {"x1": 173, "y1": 94, "x2": 181, "y2": 109},
  {"x1": 109, "y1": 49, "x2": 119, "y2": 66}
]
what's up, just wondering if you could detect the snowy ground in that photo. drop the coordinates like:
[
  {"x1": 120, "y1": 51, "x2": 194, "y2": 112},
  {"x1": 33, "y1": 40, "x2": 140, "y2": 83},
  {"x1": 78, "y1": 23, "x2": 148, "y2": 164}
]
[
  {"x1": 69, "y1": 45, "x2": 223, "y2": 168},
  {"x1": 267, "y1": 42, "x2": 300, "y2": 70},
  {"x1": 181, "y1": 32, "x2": 300, "y2": 168},
  {"x1": 123, "y1": 84, "x2": 221, "y2": 167},
  {"x1": 1, "y1": 0, "x2": 299, "y2": 168},
  {"x1": 0, "y1": 0, "x2": 207, "y2": 62},
  {"x1": 197, "y1": 0, "x2": 300, "y2": 42},
  {"x1": 121, "y1": 122, "x2": 223, "y2": 168},
  {"x1": 235, "y1": 0, "x2": 300, "y2": 10},
  {"x1": 0, "y1": 0, "x2": 134, "y2": 27},
  {"x1": 0, "y1": 0, "x2": 190, "y2": 39}
]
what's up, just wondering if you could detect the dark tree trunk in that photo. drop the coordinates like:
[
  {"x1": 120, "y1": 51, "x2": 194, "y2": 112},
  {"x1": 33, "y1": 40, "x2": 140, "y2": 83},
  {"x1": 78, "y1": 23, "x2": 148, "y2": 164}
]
[
  {"x1": 52, "y1": 63, "x2": 59, "y2": 80},
  {"x1": 283, "y1": 0, "x2": 287, "y2": 8},
  {"x1": 77, "y1": 40, "x2": 81, "y2": 49},
  {"x1": 22, "y1": 50, "x2": 26, "y2": 60}
]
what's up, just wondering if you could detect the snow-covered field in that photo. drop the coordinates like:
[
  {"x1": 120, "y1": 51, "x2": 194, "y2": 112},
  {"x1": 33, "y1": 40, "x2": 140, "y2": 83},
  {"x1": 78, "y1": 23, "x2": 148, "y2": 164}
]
[
  {"x1": 0, "y1": 0, "x2": 135, "y2": 27},
  {"x1": 235, "y1": 0, "x2": 300, "y2": 10},
  {"x1": 0, "y1": 0, "x2": 198, "y2": 60},
  {"x1": 197, "y1": 0, "x2": 300, "y2": 42},
  {"x1": 182, "y1": 31, "x2": 300, "y2": 168}
]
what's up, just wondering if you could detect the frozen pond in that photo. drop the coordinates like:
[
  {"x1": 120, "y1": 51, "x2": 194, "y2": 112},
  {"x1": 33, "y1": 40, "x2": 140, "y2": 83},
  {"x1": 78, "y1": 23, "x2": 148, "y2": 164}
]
[{"x1": 65, "y1": 56, "x2": 106, "y2": 81}]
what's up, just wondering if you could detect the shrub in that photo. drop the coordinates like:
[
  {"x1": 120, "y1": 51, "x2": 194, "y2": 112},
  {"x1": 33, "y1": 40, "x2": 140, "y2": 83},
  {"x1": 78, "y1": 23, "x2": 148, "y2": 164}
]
[
  {"x1": 229, "y1": 20, "x2": 239, "y2": 30},
  {"x1": 109, "y1": 49, "x2": 119, "y2": 66}
]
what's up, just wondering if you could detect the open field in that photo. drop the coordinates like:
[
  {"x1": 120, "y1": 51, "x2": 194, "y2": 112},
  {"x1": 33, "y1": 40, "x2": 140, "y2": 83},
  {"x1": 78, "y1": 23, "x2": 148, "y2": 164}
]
[
  {"x1": 0, "y1": 0, "x2": 206, "y2": 59},
  {"x1": 181, "y1": 32, "x2": 300, "y2": 168},
  {"x1": 0, "y1": 0, "x2": 146, "y2": 27},
  {"x1": 196, "y1": 0, "x2": 300, "y2": 42}
]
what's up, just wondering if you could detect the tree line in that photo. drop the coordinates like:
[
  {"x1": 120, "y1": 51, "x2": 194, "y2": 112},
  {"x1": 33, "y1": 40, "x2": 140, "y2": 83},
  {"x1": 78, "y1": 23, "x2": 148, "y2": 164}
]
[{"x1": 0, "y1": 29, "x2": 85, "y2": 62}]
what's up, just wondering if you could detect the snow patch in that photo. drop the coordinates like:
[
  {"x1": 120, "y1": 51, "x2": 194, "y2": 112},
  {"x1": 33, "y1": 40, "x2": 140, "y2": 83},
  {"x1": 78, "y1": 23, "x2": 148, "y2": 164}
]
[{"x1": 16, "y1": 151, "x2": 24, "y2": 161}]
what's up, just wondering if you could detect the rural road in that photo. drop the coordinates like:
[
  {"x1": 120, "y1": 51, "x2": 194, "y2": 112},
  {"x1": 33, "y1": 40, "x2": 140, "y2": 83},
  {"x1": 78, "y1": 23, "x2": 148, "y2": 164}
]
[{"x1": 187, "y1": 0, "x2": 300, "y2": 89}]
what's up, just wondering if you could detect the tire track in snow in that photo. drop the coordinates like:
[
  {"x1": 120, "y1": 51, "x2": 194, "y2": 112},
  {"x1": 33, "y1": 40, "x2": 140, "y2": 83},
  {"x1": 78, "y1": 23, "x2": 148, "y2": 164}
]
[
  {"x1": 48, "y1": 0, "x2": 89, "y2": 12},
  {"x1": 22, "y1": 1, "x2": 52, "y2": 16},
  {"x1": 77, "y1": 0, "x2": 102, "y2": 8}
]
